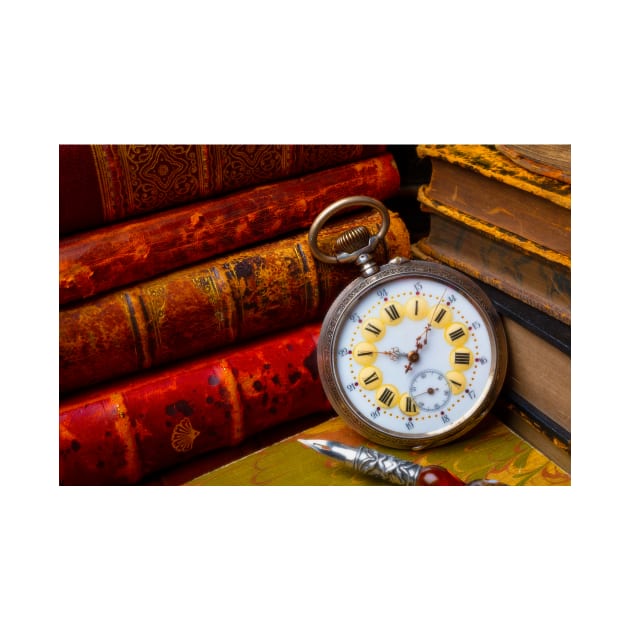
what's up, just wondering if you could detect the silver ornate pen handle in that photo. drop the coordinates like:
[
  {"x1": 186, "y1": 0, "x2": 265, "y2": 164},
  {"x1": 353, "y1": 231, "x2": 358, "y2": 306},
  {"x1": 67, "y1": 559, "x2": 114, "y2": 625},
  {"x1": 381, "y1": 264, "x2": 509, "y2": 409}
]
[
  {"x1": 299, "y1": 439, "x2": 507, "y2": 486},
  {"x1": 354, "y1": 445, "x2": 423, "y2": 485}
]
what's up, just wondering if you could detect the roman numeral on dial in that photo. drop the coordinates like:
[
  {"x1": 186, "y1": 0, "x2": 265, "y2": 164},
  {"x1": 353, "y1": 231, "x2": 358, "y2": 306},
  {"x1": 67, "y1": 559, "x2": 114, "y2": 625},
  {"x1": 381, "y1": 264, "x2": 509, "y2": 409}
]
[
  {"x1": 358, "y1": 366, "x2": 383, "y2": 391},
  {"x1": 361, "y1": 318, "x2": 385, "y2": 342},
  {"x1": 404, "y1": 296, "x2": 428, "y2": 321},
  {"x1": 375, "y1": 384, "x2": 399, "y2": 408},
  {"x1": 399, "y1": 394, "x2": 419, "y2": 416},
  {"x1": 430, "y1": 304, "x2": 452, "y2": 328},
  {"x1": 380, "y1": 302, "x2": 404, "y2": 325},
  {"x1": 450, "y1": 347, "x2": 473, "y2": 370},
  {"x1": 352, "y1": 342, "x2": 378, "y2": 366},
  {"x1": 445, "y1": 322, "x2": 469, "y2": 346},
  {"x1": 446, "y1": 371, "x2": 467, "y2": 395}
]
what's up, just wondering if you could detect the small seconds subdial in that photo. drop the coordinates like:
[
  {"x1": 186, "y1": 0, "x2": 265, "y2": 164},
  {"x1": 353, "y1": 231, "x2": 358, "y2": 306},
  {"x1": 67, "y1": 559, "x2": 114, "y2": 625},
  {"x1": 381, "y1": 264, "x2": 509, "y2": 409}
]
[{"x1": 410, "y1": 369, "x2": 451, "y2": 411}]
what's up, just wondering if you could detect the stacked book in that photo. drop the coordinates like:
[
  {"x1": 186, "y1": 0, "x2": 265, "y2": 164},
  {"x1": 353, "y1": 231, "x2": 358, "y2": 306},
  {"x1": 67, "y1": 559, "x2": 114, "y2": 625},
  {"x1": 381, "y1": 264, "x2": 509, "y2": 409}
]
[
  {"x1": 59, "y1": 145, "x2": 410, "y2": 484},
  {"x1": 412, "y1": 144, "x2": 570, "y2": 470}
]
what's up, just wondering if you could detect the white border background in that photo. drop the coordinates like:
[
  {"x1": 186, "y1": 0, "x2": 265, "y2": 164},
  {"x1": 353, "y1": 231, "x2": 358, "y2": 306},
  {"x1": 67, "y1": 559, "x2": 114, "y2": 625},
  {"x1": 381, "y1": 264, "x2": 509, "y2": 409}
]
[{"x1": 2, "y1": 1, "x2": 627, "y2": 628}]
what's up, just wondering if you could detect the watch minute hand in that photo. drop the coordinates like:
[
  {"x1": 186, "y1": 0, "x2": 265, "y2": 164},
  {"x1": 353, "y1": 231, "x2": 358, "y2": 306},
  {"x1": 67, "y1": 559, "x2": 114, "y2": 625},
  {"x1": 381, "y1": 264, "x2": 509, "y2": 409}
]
[{"x1": 403, "y1": 290, "x2": 448, "y2": 373}]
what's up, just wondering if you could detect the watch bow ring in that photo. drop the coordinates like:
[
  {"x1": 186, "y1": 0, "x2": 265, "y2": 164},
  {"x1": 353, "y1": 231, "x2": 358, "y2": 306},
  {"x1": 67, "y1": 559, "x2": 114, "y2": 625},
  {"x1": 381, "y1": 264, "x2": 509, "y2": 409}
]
[{"x1": 308, "y1": 195, "x2": 390, "y2": 273}]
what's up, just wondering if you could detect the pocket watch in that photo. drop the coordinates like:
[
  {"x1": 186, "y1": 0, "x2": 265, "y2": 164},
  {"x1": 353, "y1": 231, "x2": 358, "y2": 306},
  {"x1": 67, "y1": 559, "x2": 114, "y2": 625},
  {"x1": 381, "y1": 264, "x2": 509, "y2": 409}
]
[{"x1": 308, "y1": 196, "x2": 508, "y2": 450}]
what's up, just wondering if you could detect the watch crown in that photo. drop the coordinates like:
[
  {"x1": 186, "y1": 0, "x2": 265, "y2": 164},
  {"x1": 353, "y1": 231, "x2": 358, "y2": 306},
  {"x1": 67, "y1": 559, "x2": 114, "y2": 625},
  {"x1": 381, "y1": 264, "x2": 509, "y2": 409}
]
[{"x1": 334, "y1": 225, "x2": 372, "y2": 255}]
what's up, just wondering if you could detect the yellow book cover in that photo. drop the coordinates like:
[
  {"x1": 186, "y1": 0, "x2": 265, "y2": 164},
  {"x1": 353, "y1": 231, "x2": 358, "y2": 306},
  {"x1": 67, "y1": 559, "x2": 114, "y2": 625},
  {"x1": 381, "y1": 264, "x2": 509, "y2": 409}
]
[{"x1": 187, "y1": 415, "x2": 570, "y2": 486}]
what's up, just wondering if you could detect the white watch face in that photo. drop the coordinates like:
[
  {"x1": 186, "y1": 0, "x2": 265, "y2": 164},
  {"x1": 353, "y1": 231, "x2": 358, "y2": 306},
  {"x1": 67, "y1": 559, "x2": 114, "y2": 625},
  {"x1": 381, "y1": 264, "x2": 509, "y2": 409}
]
[{"x1": 322, "y1": 262, "x2": 504, "y2": 447}]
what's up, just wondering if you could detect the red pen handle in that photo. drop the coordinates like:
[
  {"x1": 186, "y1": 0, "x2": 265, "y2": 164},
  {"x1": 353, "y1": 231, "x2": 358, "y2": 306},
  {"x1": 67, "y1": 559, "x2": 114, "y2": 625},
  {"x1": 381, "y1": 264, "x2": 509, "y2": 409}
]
[{"x1": 415, "y1": 465, "x2": 466, "y2": 486}]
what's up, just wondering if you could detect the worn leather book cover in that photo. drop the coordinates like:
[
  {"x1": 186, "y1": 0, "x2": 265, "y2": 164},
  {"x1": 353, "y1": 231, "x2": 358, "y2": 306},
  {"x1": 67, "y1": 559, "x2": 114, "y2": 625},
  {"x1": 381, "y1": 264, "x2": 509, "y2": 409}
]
[
  {"x1": 418, "y1": 151, "x2": 570, "y2": 255},
  {"x1": 477, "y1": 280, "x2": 570, "y2": 445},
  {"x1": 501, "y1": 315, "x2": 570, "y2": 435},
  {"x1": 416, "y1": 144, "x2": 570, "y2": 208},
  {"x1": 59, "y1": 144, "x2": 386, "y2": 235},
  {"x1": 496, "y1": 144, "x2": 571, "y2": 183},
  {"x1": 59, "y1": 153, "x2": 400, "y2": 304},
  {"x1": 60, "y1": 210, "x2": 411, "y2": 394},
  {"x1": 59, "y1": 323, "x2": 331, "y2": 485},
  {"x1": 413, "y1": 195, "x2": 570, "y2": 325}
]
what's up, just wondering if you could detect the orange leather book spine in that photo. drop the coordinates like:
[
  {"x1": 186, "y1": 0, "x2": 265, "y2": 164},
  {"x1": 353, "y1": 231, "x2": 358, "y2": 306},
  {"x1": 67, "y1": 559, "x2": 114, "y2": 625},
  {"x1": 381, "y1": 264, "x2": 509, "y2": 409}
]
[
  {"x1": 59, "y1": 144, "x2": 386, "y2": 235},
  {"x1": 59, "y1": 153, "x2": 400, "y2": 305},
  {"x1": 59, "y1": 210, "x2": 410, "y2": 394},
  {"x1": 59, "y1": 323, "x2": 331, "y2": 485}
]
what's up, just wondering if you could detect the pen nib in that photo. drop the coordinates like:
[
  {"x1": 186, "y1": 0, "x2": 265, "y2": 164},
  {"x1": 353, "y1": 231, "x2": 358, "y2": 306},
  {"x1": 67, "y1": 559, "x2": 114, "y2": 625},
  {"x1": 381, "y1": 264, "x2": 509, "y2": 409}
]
[
  {"x1": 297, "y1": 438, "x2": 358, "y2": 464},
  {"x1": 298, "y1": 439, "x2": 332, "y2": 454},
  {"x1": 297, "y1": 438, "x2": 317, "y2": 448}
]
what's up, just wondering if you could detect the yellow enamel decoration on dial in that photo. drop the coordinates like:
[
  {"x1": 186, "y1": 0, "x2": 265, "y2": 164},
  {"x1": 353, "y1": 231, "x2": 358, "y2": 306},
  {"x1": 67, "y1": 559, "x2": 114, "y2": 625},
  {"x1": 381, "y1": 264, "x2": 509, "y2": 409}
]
[
  {"x1": 358, "y1": 366, "x2": 383, "y2": 391},
  {"x1": 445, "y1": 322, "x2": 469, "y2": 346},
  {"x1": 379, "y1": 301, "x2": 404, "y2": 326},
  {"x1": 353, "y1": 342, "x2": 378, "y2": 366},
  {"x1": 375, "y1": 384, "x2": 400, "y2": 409},
  {"x1": 399, "y1": 393, "x2": 419, "y2": 416},
  {"x1": 446, "y1": 371, "x2": 467, "y2": 395},
  {"x1": 429, "y1": 303, "x2": 452, "y2": 328},
  {"x1": 450, "y1": 347, "x2": 473, "y2": 371},
  {"x1": 361, "y1": 318, "x2": 385, "y2": 342},
  {"x1": 404, "y1": 296, "x2": 428, "y2": 321}
]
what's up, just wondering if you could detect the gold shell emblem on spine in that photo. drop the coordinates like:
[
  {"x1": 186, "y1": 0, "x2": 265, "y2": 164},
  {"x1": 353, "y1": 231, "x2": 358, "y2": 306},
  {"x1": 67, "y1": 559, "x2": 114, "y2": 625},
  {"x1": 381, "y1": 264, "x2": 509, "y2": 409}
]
[{"x1": 171, "y1": 418, "x2": 200, "y2": 452}]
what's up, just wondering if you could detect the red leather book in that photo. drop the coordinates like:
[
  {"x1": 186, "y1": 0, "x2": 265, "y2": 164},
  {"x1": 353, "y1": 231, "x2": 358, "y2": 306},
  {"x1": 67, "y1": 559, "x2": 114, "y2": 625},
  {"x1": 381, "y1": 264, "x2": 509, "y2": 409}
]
[
  {"x1": 59, "y1": 144, "x2": 386, "y2": 235},
  {"x1": 59, "y1": 323, "x2": 331, "y2": 485},
  {"x1": 59, "y1": 209, "x2": 411, "y2": 394},
  {"x1": 59, "y1": 153, "x2": 400, "y2": 305}
]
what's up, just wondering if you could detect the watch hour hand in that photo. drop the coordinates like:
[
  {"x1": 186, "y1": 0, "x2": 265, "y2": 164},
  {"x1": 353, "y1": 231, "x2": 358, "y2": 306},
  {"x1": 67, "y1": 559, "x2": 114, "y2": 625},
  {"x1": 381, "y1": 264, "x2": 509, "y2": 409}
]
[
  {"x1": 354, "y1": 347, "x2": 401, "y2": 361},
  {"x1": 403, "y1": 325, "x2": 431, "y2": 372}
]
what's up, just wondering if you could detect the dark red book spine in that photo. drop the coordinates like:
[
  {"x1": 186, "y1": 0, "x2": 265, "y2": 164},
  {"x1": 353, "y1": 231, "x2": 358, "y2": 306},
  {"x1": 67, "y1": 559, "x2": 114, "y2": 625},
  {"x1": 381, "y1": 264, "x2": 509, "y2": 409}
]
[
  {"x1": 59, "y1": 323, "x2": 331, "y2": 485},
  {"x1": 59, "y1": 153, "x2": 400, "y2": 304},
  {"x1": 59, "y1": 144, "x2": 386, "y2": 235}
]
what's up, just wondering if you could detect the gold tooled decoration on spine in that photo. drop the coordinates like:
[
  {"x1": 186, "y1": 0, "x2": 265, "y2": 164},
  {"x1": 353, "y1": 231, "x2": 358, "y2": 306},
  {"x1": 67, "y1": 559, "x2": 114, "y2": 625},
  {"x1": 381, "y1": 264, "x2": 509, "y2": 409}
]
[{"x1": 171, "y1": 418, "x2": 200, "y2": 452}]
